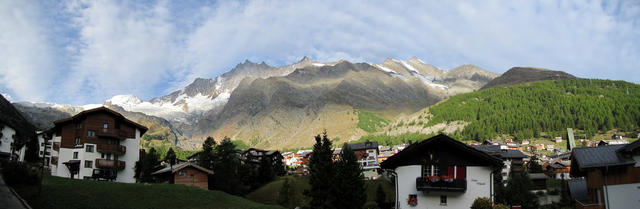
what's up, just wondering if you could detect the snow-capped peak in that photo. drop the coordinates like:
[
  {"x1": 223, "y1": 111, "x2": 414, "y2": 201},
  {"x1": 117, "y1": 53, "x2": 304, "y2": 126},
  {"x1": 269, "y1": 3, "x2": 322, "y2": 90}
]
[{"x1": 106, "y1": 95, "x2": 143, "y2": 108}]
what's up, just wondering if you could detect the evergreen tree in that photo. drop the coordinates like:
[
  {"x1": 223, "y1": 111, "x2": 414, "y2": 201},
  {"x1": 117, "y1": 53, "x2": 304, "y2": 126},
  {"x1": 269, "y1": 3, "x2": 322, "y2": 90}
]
[
  {"x1": 470, "y1": 197, "x2": 492, "y2": 209},
  {"x1": 135, "y1": 148, "x2": 160, "y2": 183},
  {"x1": 213, "y1": 137, "x2": 243, "y2": 195},
  {"x1": 278, "y1": 177, "x2": 295, "y2": 208},
  {"x1": 493, "y1": 168, "x2": 507, "y2": 205},
  {"x1": 198, "y1": 137, "x2": 216, "y2": 170},
  {"x1": 505, "y1": 172, "x2": 539, "y2": 209},
  {"x1": 164, "y1": 147, "x2": 177, "y2": 183},
  {"x1": 258, "y1": 155, "x2": 274, "y2": 184},
  {"x1": 527, "y1": 155, "x2": 543, "y2": 173},
  {"x1": 332, "y1": 144, "x2": 366, "y2": 209},
  {"x1": 306, "y1": 131, "x2": 335, "y2": 209},
  {"x1": 375, "y1": 184, "x2": 387, "y2": 209}
]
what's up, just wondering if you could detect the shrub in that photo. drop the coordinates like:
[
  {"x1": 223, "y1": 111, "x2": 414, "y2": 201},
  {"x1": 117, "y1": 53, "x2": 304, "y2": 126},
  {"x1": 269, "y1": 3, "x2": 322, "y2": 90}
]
[
  {"x1": 363, "y1": 201, "x2": 379, "y2": 209},
  {"x1": 494, "y1": 204, "x2": 509, "y2": 209},
  {"x1": 471, "y1": 197, "x2": 492, "y2": 209},
  {"x1": 1, "y1": 160, "x2": 41, "y2": 186}
]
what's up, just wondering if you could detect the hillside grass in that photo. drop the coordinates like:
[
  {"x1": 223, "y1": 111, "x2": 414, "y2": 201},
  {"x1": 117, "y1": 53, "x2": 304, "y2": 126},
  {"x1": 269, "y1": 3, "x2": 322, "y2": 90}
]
[
  {"x1": 14, "y1": 175, "x2": 284, "y2": 209},
  {"x1": 246, "y1": 175, "x2": 394, "y2": 208},
  {"x1": 355, "y1": 109, "x2": 388, "y2": 133}
]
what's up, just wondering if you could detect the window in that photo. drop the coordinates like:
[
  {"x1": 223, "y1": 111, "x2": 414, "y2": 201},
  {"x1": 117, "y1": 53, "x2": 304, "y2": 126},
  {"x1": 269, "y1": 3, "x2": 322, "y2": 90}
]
[
  {"x1": 106, "y1": 154, "x2": 112, "y2": 160},
  {"x1": 103, "y1": 123, "x2": 108, "y2": 129},
  {"x1": 84, "y1": 160, "x2": 93, "y2": 168},
  {"x1": 76, "y1": 123, "x2": 82, "y2": 129},
  {"x1": 179, "y1": 170, "x2": 186, "y2": 176},
  {"x1": 75, "y1": 137, "x2": 81, "y2": 145},
  {"x1": 73, "y1": 152, "x2": 78, "y2": 159},
  {"x1": 86, "y1": 145, "x2": 94, "y2": 153},
  {"x1": 87, "y1": 130, "x2": 95, "y2": 137},
  {"x1": 39, "y1": 151, "x2": 43, "y2": 155},
  {"x1": 422, "y1": 165, "x2": 439, "y2": 176},
  {"x1": 101, "y1": 153, "x2": 104, "y2": 158},
  {"x1": 440, "y1": 195, "x2": 447, "y2": 205}
]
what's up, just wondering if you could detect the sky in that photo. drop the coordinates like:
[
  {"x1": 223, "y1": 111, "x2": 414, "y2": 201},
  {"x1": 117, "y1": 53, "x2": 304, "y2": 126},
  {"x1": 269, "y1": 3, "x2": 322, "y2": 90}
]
[{"x1": 1, "y1": 0, "x2": 639, "y2": 105}]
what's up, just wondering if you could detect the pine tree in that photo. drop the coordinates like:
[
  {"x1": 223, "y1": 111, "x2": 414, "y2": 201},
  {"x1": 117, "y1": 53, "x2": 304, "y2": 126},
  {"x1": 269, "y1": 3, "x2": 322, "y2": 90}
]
[
  {"x1": 527, "y1": 155, "x2": 543, "y2": 173},
  {"x1": 505, "y1": 172, "x2": 539, "y2": 209},
  {"x1": 278, "y1": 177, "x2": 295, "y2": 208},
  {"x1": 164, "y1": 147, "x2": 177, "y2": 183},
  {"x1": 306, "y1": 131, "x2": 335, "y2": 209},
  {"x1": 332, "y1": 144, "x2": 366, "y2": 209},
  {"x1": 198, "y1": 137, "x2": 216, "y2": 170},
  {"x1": 213, "y1": 137, "x2": 243, "y2": 195},
  {"x1": 375, "y1": 184, "x2": 387, "y2": 209}
]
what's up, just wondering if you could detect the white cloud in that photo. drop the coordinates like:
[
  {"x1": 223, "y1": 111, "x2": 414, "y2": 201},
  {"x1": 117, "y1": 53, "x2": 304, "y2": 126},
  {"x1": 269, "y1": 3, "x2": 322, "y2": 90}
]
[
  {"x1": 0, "y1": 0, "x2": 56, "y2": 102},
  {"x1": 0, "y1": 0, "x2": 639, "y2": 105}
]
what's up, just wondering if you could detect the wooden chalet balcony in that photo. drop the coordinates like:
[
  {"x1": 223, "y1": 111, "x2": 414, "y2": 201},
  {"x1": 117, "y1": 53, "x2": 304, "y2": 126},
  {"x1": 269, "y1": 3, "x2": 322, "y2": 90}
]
[
  {"x1": 97, "y1": 144, "x2": 126, "y2": 155},
  {"x1": 52, "y1": 142, "x2": 60, "y2": 151},
  {"x1": 96, "y1": 159, "x2": 125, "y2": 170},
  {"x1": 416, "y1": 177, "x2": 467, "y2": 192},
  {"x1": 94, "y1": 128, "x2": 127, "y2": 139},
  {"x1": 51, "y1": 156, "x2": 58, "y2": 165}
]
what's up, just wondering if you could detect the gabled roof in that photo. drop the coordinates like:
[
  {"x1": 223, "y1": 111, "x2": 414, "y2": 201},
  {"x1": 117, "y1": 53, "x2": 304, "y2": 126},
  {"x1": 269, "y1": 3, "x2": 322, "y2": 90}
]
[
  {"x1": 0, "y1": 94, "x2": 36, "y2": 146},
  {"x1": 571, "y1": 145, "x2": 635, "y2": 170},
  {"x1": 381, "y1": 134, "x2": 503, "y2": 169},
  {"x1": 346, "y1": 141, "x2": 378, "y2": 151},
  {"x1": 53, "y1": 106, "x2": 148, "y2": 135},
  {"x1": 473, "y1": 145, "x2": 528, "y2": 159},
  {"x1": 151, "y1": 162, "x2": 213, "y2": 175}
]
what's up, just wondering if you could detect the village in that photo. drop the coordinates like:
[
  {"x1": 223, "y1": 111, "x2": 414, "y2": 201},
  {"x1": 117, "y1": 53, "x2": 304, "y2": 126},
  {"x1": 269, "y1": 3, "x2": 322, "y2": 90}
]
[{"x1": 2, "y1": 100, "x2": 640, "y2": 209}]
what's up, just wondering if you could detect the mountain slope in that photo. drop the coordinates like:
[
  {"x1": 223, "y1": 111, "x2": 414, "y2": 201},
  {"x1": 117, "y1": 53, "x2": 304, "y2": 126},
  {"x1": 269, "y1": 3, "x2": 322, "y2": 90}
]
[
  {"x1": 385, "y1": 79, "x2": 640, "y2": 143},
  {"x1": 481, "y1": 67, "x2": 576, "y2": 89},
  {"x1": 193, "y1": 60, "x2": 495, "y2": 149}
]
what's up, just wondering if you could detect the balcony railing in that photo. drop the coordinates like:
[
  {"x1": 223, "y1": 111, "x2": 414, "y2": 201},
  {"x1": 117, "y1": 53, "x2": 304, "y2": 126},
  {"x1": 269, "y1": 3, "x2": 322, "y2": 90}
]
[
  {"x1": 416, "y1": 177, "x2": 467, "y2": 192},
  {"x1": 97, "y1": 144, "x2": 126, "y2": 155},
  {"x1": 96, "y1": 159, "x2": 125, "y2": 170}
]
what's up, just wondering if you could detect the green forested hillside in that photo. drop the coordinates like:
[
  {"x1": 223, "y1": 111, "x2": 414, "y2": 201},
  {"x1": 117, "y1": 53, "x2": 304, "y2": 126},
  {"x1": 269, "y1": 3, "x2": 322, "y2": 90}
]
[{"x1": 423, "y1": 79, "x2": 640, "y2": 141}]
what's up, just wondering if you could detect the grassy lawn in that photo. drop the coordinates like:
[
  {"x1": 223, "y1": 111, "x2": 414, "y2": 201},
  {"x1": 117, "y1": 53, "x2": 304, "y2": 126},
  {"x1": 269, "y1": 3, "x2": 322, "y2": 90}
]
[
  {"x1": 246, "y1": 175, "x2": 394, "y2": 208},
  {"x1": 14, "y1": 175, "x2": 284, "y2": 209}
]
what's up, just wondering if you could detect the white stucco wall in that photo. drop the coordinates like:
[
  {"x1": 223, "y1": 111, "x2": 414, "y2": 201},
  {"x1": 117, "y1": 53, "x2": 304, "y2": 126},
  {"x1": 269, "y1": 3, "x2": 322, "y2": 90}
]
[
  {"x1": 0, "y1": 126, "x2": 16, "y2": 155},
  {"x1": 50, "y1": 129, "x2": 140, "y2": 183},
  {"x1": 395, "y1": 165, "x2": 493, "y2": 209},
  {"x1": 605, "y1": 183, "x2": 640, "y2": 209}
]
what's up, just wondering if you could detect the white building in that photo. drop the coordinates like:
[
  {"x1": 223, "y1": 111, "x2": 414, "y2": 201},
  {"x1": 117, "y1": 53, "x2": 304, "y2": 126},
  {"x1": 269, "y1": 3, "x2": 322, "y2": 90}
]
[
  {"x1": 48, "y1": 107, "x2": 147, "y2": 183},
  {"x1": 0, "y1": 95, "x2": 37, "y2": 162},
  {"x1": 37, "y1": 131, "x2": 52, "y2": 166},
  {"x1": 381, "y1": 134, "x2": 503, "y2": 209}
]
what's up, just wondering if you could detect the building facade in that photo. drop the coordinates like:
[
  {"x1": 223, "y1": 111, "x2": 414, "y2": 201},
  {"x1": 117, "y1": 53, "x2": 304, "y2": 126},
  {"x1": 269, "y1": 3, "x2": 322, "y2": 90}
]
[
  {"x1": 381, "y1": 134, "x2": 503, "y2": 209},
  {"x1": 570, "y1": 140, "x2": 640, "y2": 209},
  {"x1": 48, "y1": 107, "x2": 147, "y2": 183}
]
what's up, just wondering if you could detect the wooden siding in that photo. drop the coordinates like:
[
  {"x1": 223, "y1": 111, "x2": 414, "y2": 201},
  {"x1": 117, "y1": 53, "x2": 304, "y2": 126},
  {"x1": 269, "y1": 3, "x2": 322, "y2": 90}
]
[
  {"x1": 173, "y1": 167, "x2": 209, "y2": 190},
  {"x1": 59, "y1": 112, "x2": 136, "y2": 149},
  {"x1": 582, "y1": 165, "x2": 640, "y2": 207}
]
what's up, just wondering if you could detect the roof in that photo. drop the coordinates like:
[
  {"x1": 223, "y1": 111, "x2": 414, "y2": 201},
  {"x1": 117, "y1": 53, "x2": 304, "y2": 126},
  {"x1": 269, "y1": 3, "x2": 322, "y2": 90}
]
[
  {"x1": 620, "y1": 140, "x2": 640, "y2": 153},
  {"x1": 473, "y1": 145, "x2": 528, "y2": 159},
  {"x1": 571, "y1": 145, "x2": 635, "y2": 170},
  {"x1": 151, "y1": 162, "x2": 213, "y2": 175},
  {"x1": 381, "y1": 134, "x2": 503, "y2": 169},
  {"x1": 529, "y1": 173, "x2": 549, "y2": 180},
  {"x1": 53, "y1": 106, "x2": 148, "y2": 135},
  {"x1": 346, "y1": 141, "x2": 378, "y2": 151},
  {"x1": 0, "y1": 94, "x2": 37, "y2": 147}
]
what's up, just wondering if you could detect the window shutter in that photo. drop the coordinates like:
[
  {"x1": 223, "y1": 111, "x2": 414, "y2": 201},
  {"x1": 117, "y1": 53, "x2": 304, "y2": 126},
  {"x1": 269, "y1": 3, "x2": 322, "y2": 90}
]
[{"x1": 456, "y1": 166, "x2": 466, "y2": 179}]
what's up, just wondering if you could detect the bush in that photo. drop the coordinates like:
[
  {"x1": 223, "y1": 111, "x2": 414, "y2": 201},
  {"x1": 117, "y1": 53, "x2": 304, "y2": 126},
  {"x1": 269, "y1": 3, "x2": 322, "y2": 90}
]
[
  {"x1": 494, "y1": 204, "x2": 509, "y2": 209},
  {"x1": 1, "y1": 160, "x2": 41, "y2": 186},
  {"x1": 363, "y1": 201, "x2": 379, "y2": 209},
  {"x1": 471, "y1": 197, "x2": 492, "y2": 209}
]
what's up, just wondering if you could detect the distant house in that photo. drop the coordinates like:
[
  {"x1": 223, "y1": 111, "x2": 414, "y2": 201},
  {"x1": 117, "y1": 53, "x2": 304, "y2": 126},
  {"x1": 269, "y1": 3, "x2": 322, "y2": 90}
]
[
  {"x1": 521, "y1": 140, "x2": 530, "y2": 145},
  {"x1": 544, "y1": 160, "x2": 571, "y2": 180},
  {"x1": 48, "y1": 107, "x2": 148, "y2": 183},
  {"x1": 555, "y1": 137, "x2": 563, "y2": 143},
  {"x1": 151, "y1": 162, "x2": 213, "y2": 190},
  {"x1": 381, "y1": 134, "x2": 503, "y2": 209},
  {"x1": 597, "y1": 139, "x2": 628, "y2": 147},
  {"x1": 345, "y1": 141, "x2": 380, "y2": 179},
  {"x1": 474, "y1": 145, "x2": 528, "y2": 185},
  {"x1": 0, "y1": 94, "x2": 37, "y2": 162},
  {"x1": 37, "y1": 130, "x2": 53, "y2": 167},
  {"x1": 529, "y1": 173, "x2": 549, "y2": 191},
  {"x1": 570, "y1": 140, "x2": 640, "y2": 209},
  {"x1": 238, "y1": 148, "x2": 283, "y2": 166}
]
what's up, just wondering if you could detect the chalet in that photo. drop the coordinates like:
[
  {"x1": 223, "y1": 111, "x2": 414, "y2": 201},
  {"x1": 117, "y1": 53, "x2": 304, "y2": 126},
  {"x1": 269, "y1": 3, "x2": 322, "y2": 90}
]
[
  {"x1": 570, "y1": 140, "x2": 640, "y2": 209},
  {"x1": 0, "y1": 94, "x2": 37, "y2": 161},
  {"x1": 381, "y1": 134, "x2": 503, "y2": 209},
  {"x1": 529, "y1": 173, "x2": 549, "y2": 191},
  {"x1": 474, "y1": 145, "x2": 528, "y2": 185},
  {"x1": 48, "y1": 107, "x2": 148, "y2": 183},
  {"x1": 151, "y1": 162, "x2": 213, "y2": 190},
  {"x1": 238, "y1": 148, "x2": 282, "y2": 165},
  {"x1": 597, "y1": 139, "x2": 628, "y2": 147},
  {"x1": 37, "y1": 130, "x2": 53, "y2": 167},
  {"x1": 544, "y1": 159, "x2": 571, "y2": 180}
]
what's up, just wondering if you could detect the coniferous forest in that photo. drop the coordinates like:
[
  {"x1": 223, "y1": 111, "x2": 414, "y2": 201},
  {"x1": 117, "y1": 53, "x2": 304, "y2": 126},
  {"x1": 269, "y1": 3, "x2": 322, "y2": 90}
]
[{"x1": 425, "y1": 79, "x2": 640, "y2": 141}]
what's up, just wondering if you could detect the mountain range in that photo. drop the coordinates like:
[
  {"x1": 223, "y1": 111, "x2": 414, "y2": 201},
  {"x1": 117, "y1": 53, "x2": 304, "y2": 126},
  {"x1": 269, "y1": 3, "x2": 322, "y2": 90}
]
[{"x1": 13, "y1": 57, "x2": 581, "y2": 150}]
